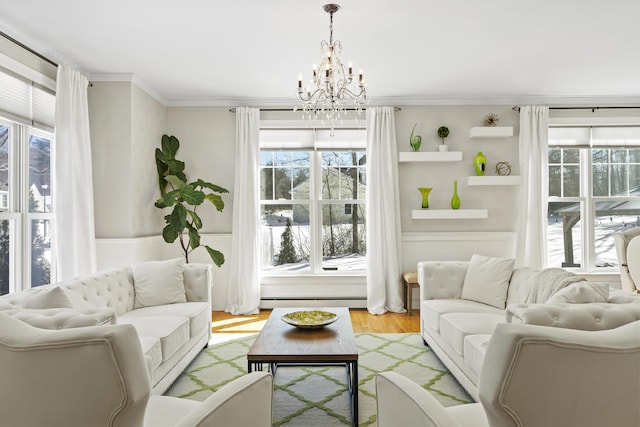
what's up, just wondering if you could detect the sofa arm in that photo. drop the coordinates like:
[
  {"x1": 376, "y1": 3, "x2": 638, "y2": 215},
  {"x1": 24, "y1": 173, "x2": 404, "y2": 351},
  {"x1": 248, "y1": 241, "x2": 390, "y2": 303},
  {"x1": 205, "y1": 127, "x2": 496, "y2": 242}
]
[
  {"x1": 2, "y1": 308, "x2": 116, "y2": 329},
  {"x1": 506, "y1": 303, "x2": 640, "y2": 331},
  {"x1": 183, "y1": 263, "x2": 213, "y2": 304},
  {"x1": 418, "y1": 261, "x2": 468, "y2": 300}
]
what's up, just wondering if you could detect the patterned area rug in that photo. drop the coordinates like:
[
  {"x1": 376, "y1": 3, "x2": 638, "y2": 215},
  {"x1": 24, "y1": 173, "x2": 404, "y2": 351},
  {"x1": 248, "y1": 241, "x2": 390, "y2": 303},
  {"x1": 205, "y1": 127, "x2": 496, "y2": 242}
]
[{"x1": 165, "y1": 333, "x2": 472, "y2": 426}]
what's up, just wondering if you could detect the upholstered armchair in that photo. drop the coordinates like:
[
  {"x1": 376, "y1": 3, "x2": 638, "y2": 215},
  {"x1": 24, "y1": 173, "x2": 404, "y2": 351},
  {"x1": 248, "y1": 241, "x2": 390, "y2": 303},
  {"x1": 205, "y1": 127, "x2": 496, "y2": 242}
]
[
  {"x1": 376, "y1": 321, "x2": 640, "y2": 427},
  {"x1": 0, "y1": 312, "x2": 273, "y2": 427},
  {"x1": 614, "y1": 227, "x2": 640, "y2": 292}
]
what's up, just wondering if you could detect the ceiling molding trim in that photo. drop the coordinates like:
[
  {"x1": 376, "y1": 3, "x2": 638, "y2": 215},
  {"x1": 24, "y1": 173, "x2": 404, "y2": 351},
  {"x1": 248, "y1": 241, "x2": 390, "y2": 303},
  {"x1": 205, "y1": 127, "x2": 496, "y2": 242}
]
[{"x1": 162, "y1": 95, "x2": 640, "y2": 108}]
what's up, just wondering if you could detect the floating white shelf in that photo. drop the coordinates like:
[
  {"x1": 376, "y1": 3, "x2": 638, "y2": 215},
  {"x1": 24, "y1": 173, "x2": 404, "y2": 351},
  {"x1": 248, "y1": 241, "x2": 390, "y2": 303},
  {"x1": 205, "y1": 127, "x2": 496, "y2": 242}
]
[
  {"x1": 467, "y1": 176, "x2": 522, "y2": 186},
  {"x1": 470, "y1": 126, "x2": 513, "y2": 139},
  {"x1": 411, "y1": 209, "x2": 488, "y2": 219},
  {"x1": 398, "y1": 151, "x2": 462, "y2": 162}
]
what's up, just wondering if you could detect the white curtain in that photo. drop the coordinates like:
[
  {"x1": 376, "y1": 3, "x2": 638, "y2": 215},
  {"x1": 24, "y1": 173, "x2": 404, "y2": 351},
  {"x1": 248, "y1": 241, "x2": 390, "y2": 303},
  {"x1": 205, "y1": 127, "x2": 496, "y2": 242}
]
[
  {"x1": 53, "y1": 65, "x2": 97, "y2": 280},
  {"x1": 366, "y1": 107, "x2": 404, "y2": 314},
  {"x1": 517, "y1": 105, "x2": 549, "y2": 269},
  {"x1": 226, "y1": 107, "x2": 261, "y2": 315}
]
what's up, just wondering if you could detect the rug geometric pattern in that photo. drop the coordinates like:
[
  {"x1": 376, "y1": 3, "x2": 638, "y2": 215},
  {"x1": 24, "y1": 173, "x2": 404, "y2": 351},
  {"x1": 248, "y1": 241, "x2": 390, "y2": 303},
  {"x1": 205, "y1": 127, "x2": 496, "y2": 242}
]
[{"x1": 165, "y1": 333, "x2": 473, "y2": 426}]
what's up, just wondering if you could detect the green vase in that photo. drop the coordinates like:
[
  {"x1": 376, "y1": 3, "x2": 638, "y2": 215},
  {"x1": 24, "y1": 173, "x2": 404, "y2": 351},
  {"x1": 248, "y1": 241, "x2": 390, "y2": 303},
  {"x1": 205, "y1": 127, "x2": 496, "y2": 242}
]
[
  {"x1": 451, "y1": 180, "x2": 460, "y2": 209},
  {"x1": 474, "y1": 151, "x2": 487, "y2": 176},
  {"x1": 418, "y1": 187, "x2": 432, "y2": 208},
  {"x1": 410, "y1": 123, "x2": 422, "y2": 152}
]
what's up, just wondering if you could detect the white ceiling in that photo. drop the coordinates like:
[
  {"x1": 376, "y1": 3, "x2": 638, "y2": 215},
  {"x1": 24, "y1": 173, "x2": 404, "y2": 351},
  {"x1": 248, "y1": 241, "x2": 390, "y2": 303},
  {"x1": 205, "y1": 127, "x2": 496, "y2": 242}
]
[{"x1": 1, "y1": 0, "x2": 639, "y2": 107}]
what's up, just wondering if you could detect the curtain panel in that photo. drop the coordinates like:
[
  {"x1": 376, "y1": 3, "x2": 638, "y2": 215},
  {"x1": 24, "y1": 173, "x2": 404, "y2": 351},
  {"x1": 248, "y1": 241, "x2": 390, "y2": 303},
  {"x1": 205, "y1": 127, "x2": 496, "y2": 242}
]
[
  {"x1": 226, "y1": 107, "x2": 261, "y2": 315},
  {"x1": 53, "y1": 65, "x2": 97, "y2": 280},
  {"x1": 517, "y1": 105, "x2": 549, "y2": 269},
  {"x1": 366, "y1": 107, "x2": 404, "y2": 314}
]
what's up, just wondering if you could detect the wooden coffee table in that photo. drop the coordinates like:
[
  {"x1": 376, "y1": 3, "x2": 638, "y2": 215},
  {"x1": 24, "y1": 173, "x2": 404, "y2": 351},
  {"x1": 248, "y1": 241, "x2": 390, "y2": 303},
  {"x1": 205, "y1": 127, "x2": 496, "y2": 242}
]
[{"x1": 247, "y1": 307, "x2": 359, "y2": 426}]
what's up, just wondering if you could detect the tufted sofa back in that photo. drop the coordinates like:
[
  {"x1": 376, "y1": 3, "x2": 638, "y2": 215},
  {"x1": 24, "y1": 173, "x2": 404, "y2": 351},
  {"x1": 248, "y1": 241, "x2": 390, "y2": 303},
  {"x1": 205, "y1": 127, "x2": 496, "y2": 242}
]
[{"x1": 56, "y1": 266, "x2": 135, "y2": 316}]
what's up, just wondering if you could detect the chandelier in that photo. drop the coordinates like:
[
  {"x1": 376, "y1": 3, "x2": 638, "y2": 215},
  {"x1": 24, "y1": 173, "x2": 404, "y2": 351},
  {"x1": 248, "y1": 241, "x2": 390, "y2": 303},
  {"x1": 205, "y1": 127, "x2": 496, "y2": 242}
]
[{"x1": 297, "y1": 4, "x2": 368, "y2": 123}]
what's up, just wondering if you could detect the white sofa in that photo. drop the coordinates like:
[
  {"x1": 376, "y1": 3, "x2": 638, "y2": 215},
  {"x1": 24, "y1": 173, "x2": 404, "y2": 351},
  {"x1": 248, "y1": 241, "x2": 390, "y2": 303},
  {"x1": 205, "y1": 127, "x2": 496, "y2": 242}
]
[
  {"x1": 418, "y1": 255, "x2": 640, "y2": 401},
  {"x1": 0, "y1": 258, "x2": 213, "y2": 394}
]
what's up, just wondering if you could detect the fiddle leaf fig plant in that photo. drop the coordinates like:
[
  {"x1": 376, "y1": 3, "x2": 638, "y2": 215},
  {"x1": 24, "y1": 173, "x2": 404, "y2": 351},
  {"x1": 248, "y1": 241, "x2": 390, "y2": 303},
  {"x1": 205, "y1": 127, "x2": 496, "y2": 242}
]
[{"x1": 155, "y1": 134, "x2": 229, "y2": 267}]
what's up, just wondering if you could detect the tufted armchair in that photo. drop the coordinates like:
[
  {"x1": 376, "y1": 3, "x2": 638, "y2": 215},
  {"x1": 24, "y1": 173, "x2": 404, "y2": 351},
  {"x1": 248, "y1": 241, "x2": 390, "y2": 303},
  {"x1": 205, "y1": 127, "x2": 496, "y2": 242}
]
[
  {"x1": 0, "y1": 312, "x2": 273, "y2": 427},
  {"x1": 614, "y1": 227, "x2": 640, "y2": 292},
  {"x1": 376, "y1": 320, "x2": 640, "y2": 427}
]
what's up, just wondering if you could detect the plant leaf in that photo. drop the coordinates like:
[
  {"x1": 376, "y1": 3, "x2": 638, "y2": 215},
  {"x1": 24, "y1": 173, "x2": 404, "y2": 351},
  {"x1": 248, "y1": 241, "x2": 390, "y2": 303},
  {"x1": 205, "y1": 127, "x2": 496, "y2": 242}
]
[
  {"x1": 162, "y1": 134, "x2": 180, "y2": 157},
  {"x1": 182, "y1": 188, "x2": 205, "y2": 205},
  {"x1": 169, "y1": 204, "x2": 187, "y2": 230},
  {"x1": 187, "y1": 223, "x2": 201, "y2": 249},
  {"x1": 196, "y1": 179, "x2": 229, "y2": 193},
  {"x1": 205, "y1": 193, "x2": 225, "y2": 211},
  {"x1": 166, "y1": 175, "x2": 186, "y2": 189},
  {"x1": 162, "y1": 224, "x2": 179, "y2": 243},
  {"x1": 205, "y1": 246, "x2": 225, "y2": 267},
  {"x1": 187, "y1": 209, "x2": 202, "y2": 229}
]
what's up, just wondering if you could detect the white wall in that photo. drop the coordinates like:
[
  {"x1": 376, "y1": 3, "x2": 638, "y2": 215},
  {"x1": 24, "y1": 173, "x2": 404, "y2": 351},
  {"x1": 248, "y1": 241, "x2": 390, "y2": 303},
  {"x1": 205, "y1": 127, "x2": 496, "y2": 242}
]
[
  {"x1": 89, "y1": 98, "x2": 528, "y2": 309},
  {"x1": 88, "y1": 81, "x2": 167, "y2": 239}
]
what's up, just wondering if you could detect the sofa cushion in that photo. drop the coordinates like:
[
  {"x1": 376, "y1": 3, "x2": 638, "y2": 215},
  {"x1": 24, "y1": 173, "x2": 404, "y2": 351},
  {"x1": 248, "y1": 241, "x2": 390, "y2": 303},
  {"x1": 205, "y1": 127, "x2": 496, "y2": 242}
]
[
  {"x1": 133, "y1": 258, "x2": 187, "y2": 309},
  {"x1": 23, "y1": 287, "x2": 74, "y2": 309},
  {"x1": 506, "y1": 267, "x2": 539, "y2": 305},
  {"x1": 118, "y1": 315, "x2": 189, "y2": 361},
  {"x1": 461, "y1": 254, "x2": 515, "y2": 309},
  {"x1": 464, "y1": 334, "x2": 491, "y2": 381},
  {"x1": 422, "y1": 299, "x2": 504, "y2": 333},
  {"x1": 440, "y1": 312, "x2": 505, "y2": 355},
  {"x1": 121, "y1": 302, "x2": 210, "y2": 338},
  {"x1": 547, "y1": 281, "x2": 609, "y2": 304},
  {"x1": 138, "y1": 335, "x2": 163, "y2": 373}
]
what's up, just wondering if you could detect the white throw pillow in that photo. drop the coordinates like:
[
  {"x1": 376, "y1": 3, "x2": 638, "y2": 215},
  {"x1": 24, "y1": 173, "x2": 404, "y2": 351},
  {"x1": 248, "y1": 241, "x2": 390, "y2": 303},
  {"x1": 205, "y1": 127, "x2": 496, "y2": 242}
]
[
  {"x1": 23, "y1": 286, "x2": 74, "y2": 309},
  {"x1": 546, "y1": 281, "x2": 609, "y2": 304},
  {"x1": 133, "y1": 258, "x2": 186, "y2": 309},
  {"x1": 461, "y1": 254, "x2": 515, "y2": 309}
]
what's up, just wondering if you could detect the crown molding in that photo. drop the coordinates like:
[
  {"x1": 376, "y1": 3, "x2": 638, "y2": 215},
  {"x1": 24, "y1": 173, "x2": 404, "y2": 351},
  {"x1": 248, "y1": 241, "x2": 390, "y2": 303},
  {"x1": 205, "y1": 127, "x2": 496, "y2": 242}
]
[{"x1": 88, "y1": 73, "x2": 168, "y2": 106}]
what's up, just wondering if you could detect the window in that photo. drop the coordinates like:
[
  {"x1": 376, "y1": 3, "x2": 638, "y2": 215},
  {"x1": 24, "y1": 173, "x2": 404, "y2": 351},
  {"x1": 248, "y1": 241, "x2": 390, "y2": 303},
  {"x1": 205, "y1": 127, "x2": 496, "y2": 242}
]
[
  {"x1": 259, "y1": 128, "x2": 366, "y2": 274},
  {"x1": 547, "y1": 126, "x2": 640, "y2": 271},
  {"x1": 0, "y1": 121, "x2": 54, "y2": 295}
]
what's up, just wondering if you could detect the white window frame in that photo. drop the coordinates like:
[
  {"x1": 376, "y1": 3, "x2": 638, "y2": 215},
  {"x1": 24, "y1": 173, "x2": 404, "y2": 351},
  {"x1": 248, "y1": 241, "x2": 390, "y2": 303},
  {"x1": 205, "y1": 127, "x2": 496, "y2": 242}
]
[
  {"x1": 548, "y1": 124, "x2": 640, "y2": 273},
  {"x1": 0, "y1": 118, "x2": 55, "y2": 293},
  {"x1": 259, "y1": 125, "x2": 366, "y2": 278}
]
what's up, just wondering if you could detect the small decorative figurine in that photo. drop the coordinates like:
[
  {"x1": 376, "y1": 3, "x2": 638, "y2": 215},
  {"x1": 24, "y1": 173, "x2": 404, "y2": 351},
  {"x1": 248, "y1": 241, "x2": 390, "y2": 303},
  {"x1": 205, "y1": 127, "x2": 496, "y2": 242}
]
[
  {"x1": 483, "y1": 113, "x2": 499, "y2": 127},
  {"x1": 437, "y1": 126, "x2": 449, "y2": 152},
  {"x1": 495, "y1": 161, "x2": 512, "y2": 176},
  {"x1": 409, "y1": 123, "x2": 422, "y2": 152}
]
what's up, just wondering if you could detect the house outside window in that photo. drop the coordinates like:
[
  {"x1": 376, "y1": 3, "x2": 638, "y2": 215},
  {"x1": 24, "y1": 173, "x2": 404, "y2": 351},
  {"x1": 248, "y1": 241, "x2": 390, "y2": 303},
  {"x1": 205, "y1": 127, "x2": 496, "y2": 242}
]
[
  {"x1": 547, "y1": 126, "x2": 640, "y2": 272},
  {"x1": 259, "y1": 128, "x2": 366, "y2": 274}
]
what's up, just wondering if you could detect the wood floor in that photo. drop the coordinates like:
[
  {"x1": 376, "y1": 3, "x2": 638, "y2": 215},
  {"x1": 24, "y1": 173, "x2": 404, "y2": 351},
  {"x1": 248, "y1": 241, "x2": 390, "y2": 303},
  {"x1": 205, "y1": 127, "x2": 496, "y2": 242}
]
[{"x1": 212, "y1": 309, "x2": 420, "y2": 334}]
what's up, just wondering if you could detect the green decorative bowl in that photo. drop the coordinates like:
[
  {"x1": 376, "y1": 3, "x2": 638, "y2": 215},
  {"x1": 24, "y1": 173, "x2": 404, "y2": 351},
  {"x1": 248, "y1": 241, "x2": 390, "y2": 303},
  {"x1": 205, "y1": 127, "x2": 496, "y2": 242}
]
[{"x1": 281, "y1": 310, "x2": 338, "y2": 329}]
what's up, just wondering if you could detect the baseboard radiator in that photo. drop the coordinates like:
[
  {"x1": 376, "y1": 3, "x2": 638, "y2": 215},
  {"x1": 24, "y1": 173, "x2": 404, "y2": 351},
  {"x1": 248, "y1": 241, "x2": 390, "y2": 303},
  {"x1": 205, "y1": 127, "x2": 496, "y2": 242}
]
[{"x1": 260, "y1": 297, "x2": 367, "y2": 309}]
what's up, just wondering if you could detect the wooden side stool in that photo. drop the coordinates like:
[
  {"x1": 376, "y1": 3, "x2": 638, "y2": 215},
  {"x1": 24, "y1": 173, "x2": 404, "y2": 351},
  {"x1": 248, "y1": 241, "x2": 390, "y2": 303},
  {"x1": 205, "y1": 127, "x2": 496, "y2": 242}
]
[{"x1": 402, "y1": 271, "x2": 419, "y2": 316}]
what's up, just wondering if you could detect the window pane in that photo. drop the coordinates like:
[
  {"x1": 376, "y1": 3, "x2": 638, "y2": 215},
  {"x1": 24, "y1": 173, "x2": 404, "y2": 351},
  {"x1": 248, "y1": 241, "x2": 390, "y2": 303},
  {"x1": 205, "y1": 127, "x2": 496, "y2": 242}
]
[
  {"x1": 547, "y1": 202, "x2": 582, "y2": 268},
  {"x1": 549, "y1": 165, "x2": 561, "y2": 197},
  {"x1": 31, "y1": 219, "x2": 51, "y2": 287},
  {"x1": 631, "y1": 165, "x2": 640, "y2": 194},
  {"x1": 260, "y1": 151, "x2": 310, "y2": 201},
  {"x1": 563, "y1": 148, "x2": 579, "y2": 163},
  {"x1": 592, "y1": 164, "x2": 608, "y2": 196},
  {"x1": 629, "y1": 149, "x2": 640, "y2": 163},
  {"x1": 29, "y1": 134, "x2": 52, "y2": 213},
  {"x1": 548, "y1": 148, "x2": 561, "y2": 164},
  {"x1": 610, "y1": 149, "x2": 626, "y2": 163},
  {"x1": 321, "y1": 151, "x2": 366, "y2": 201},
  {"x1": 321, "y1": 203, "x2": 366, "y2": 271},
  {"x1": 594, "y1": 202, "x2": 640, "y2": 268},
  {"x1": 563, "y1": 166, "x2": 580, "y2": 197},
  {"x1": 610, "y1": 164, "x2": 627, "y2": 195},
  {"x1": 0, "y1": 219, "x2": 10, "y2": 295},
  {"x1": 260, "y1": 204, "x2": 310, "y2": 272},
  {"x1": 0, "y1": 125, "x2": 9, "y2": 212},
  {"x1": 592, "y1": 149, "x2": 608, "y2": 164}
]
